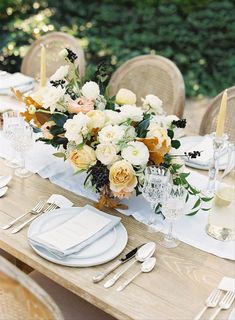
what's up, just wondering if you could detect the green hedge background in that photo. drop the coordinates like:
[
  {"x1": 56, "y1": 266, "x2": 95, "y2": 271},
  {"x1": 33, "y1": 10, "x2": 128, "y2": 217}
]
[{"x1": 0, "y1": 0, "x2": 235, "y2": 97}]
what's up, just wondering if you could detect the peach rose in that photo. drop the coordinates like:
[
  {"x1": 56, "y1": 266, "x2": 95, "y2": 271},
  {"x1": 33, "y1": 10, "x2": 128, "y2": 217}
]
[
  {"x1": 68, "y1": 97, "x2": 94, "y2": 114},
  {"x1": 69, "y1": 145, "x2": 96, "y2": 171},
  {"x1": 109, "y1": 160, "x2": 137, "y2": 194}
]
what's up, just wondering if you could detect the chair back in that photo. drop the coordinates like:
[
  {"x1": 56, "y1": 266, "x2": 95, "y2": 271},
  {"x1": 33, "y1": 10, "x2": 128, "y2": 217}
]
[
  {"x1": 0, "y1": 256, "x2": 64, "y2": 320},
  {"x1": 200, "y1": 86, "x2": 235, "y2": 142},
  {"x1": 108, "y1": 55, "x2": 185, "y2": 117},
  {"x1": 21, "y1": 32, "x2": 85, "y2": 80}
]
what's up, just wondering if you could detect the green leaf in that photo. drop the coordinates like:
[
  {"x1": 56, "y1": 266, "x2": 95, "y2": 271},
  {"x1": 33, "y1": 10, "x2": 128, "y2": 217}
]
[
  {"x1": 185, "y1": 193, "x2": 189, "y2": 203},
  {"x1": 179, "y1": 172, "x2": 190, "y2": 179},
  {"x1": 186, "y1": 209, "x2": 199, "y2": 216},
  {"x1": 53, "y1": 152, "x2": 66, "y2": 160},
  {"x1": 171, "y1": 140, "x2": 181, "y2": 149},
  {"x1": 201, "y1": 207, "x2": 211, "y2": 211},
  {"x1": 192, "y1": 198, "x2": 201, "y2": 209},
  {"x1": 201, "y1": 196, "x2": 214, "y2": 202},
  {"x1": 76, "y1": 142, "x2": 84, "y2": 150},
  {"x1": 136, "y1": 118, "x2": 150, "y2": 138},
  {"x1": 50, "y1": 125, "x2": 65, "y2": 135},
  {"x1": 167, "y1": 129, "x2": 174, "y2": 139},
  {"x1": 51, "y1": 113, "x2": 68, "y2": 127}
]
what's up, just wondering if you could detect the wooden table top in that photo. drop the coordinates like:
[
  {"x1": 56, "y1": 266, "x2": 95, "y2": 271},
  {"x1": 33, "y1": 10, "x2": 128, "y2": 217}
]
[{"x1": 0, "y1": 159, "x2": 234, "y2": 320}]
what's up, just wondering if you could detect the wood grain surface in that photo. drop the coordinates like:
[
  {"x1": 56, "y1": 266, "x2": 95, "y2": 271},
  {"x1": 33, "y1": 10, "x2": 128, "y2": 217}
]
[{"x1": 0, "y1": 160, "x2": 234, "y2": 320}]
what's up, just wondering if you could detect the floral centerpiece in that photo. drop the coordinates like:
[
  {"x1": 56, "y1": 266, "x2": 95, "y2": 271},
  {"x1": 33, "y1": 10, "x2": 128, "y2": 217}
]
[{"x1": 15, "y1": 48, "x2": 210, "y2": 212}]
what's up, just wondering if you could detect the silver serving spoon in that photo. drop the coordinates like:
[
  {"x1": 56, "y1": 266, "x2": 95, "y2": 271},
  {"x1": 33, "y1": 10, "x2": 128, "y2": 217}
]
[
  {"x1": 117, "y1": 257, "x2": 156, "y2": 292},
  {"x1": 104, "y1": 242, "x2": 156, "y2": 288}
]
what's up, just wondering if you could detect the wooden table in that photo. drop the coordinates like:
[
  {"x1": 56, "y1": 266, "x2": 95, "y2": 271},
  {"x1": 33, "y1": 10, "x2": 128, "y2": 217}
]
[{"x1": 0, "y1": 159, "x2": 234, "y2": 320}]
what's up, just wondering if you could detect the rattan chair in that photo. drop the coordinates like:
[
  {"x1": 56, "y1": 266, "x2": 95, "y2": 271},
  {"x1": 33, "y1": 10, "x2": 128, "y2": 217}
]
[
  {"x1": 21, "y1": 32, "x2": 85, "y2": 81},
  {"x1": 200, "y1": 86, "x2": 235, "y2": 142},
  {"x1": 0, "y1": 256, "x2": 63, "y2": 320},
  {"x1": 108, "y1": 55, "x2": 185, "y2": 117}
]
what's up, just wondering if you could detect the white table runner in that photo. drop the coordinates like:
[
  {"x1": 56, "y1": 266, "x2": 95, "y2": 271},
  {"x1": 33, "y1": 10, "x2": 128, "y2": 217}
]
[{"x1": 0, "y1": 96, "x2": 234, "y2": 260}]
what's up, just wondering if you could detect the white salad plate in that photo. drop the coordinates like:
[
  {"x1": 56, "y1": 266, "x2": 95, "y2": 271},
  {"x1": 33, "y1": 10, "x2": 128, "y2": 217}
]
[
  {"x1": 28, "y1": 207, "x2": 128, "y2": 267},
  {"x1": 179, "y1": 136, "x2": 233, "y2": 170}
]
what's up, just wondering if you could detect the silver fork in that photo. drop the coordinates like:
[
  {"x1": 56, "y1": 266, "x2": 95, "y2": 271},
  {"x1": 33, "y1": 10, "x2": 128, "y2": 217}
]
[
  {"x1": 11, "y1": 203, "x2": 58, "y2": 234},
  {"x1": 209, "y1": 291, "x2": 235, "y2": 320},
  {"x1": 2, "y1": 200, "x2": 45, "y2": 230},
  {"x1": 194, "y1": 288, "x2": 222, "y2": 320}
]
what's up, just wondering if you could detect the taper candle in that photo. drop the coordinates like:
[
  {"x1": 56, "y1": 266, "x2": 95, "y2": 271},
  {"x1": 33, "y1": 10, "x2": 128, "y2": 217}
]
[
  {"x1": 40, "y1": 44, "x2": 47, "y2": 87},
  {"x1": 216, "y1": 89, "x2": 227, "y2": 137}
]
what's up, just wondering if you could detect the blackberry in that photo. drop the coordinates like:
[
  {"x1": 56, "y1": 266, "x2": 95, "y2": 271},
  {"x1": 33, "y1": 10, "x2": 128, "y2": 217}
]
[
  {"x1": 86, "y1": 161, "x2": 109, "y2": 192},
  {"x1": 172, "y1": 119, "x2": 187, "y2": 128},
  {"x1": 50, "y1": 80, "x2": 66, "y2": 88},
  {"x1": 66, "y1": 48, "x2": 78, "y2": 63}
]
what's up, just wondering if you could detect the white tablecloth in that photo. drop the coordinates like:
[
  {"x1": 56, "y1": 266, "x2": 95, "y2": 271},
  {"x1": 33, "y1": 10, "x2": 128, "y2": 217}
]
[{"x1": 0, "y1": 96, "x2": 234, "y2": 260}]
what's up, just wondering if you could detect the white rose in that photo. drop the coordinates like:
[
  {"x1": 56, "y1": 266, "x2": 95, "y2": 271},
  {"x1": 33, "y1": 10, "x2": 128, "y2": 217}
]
[
  {"x1": 50, "y1": 65, "x2": 69, "y2": 81},
  {"x1": 119, "y1": 105, "x2": 144, "y2": 122},
  {"x1": 121, "y1": 141, "x2": 149, "y2": 166},
  {"x1": 86, "y1": 110, "x2": 106, "y2": 130},
  {"x1": 95, "y1": 143, "x2": 118, "y2": 165},
  {"x1": 147, "y1": 125, "x2": 171, "y2": 149},
  {"x1": 64, "y1": 113, "x2": 89, "y2": 144},
  {"x1": 104, "y1": 110, "x2": 122, "y2": 125},
  {"x1": 142, "y1": 94, "x2": 163, "y2": 114},
  {"x1": 81, "y1": 81, "x2": 100, "y2": 100},
  {"x1": 98, "y1": 125, "x2": 125, "y2": 144},
  {"x1": 116, "y1": 88, "x2": 137, "y2": 105}
]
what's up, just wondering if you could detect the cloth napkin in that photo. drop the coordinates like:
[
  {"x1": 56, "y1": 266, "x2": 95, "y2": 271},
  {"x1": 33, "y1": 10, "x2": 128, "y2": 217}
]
[
  {"x1": 29, "y1": 205, "x2": 121, "y2": 258},
  {"x1": 0, "y1": 72, "x2": 34, "y2": 95},
  {"x1": 218, "y1": 277, "x2": 235, "y2": 293},
  {"x1": 179, "y1": 135, "x2": 228, "y2": 167}
]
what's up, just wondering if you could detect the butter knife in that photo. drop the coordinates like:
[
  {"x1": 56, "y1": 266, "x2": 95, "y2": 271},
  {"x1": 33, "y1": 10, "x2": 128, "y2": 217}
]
[{"x1": 92, "y1": 246, "x2": 140, "y2": 283}]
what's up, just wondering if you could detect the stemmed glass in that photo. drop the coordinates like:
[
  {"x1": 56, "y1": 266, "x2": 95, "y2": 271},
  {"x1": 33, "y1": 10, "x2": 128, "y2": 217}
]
[
  {"x1": 11, "y1": 122, "x2": 34, "y2": 178},
  {"x1": 159, "y1": 184, "x2": 187, "y2": 248},
  {"x1": 2, "y1": 111, "x2": 22, "y2": 168},
  {"x1": 141, "y1": 166, "x2": 171, "y2": 232}
]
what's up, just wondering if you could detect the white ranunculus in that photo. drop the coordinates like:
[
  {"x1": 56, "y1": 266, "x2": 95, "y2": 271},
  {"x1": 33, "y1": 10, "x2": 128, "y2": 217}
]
[
  {"x1": 64, "y1": 113, "x2": 89, "y2": 144},
  {"x1": 95, "y1": 143, "x2": 118, "y2": 165},
  {"x1": 142, "y1": 94, "x2": 163, "y2": 114},
  {"x1": 147, "y1": 125, "x2": 171, "y2": 149},
  {"x1": 81, "y1": 81, "x2": 100, "y2": 100},
  {"x1": 50, "y1": 65, "x2": 69, "y2": 81},
  {"x1": 121, "y1": 141, "x2": 149, "y2": 166},
  {"x1": 98, "y1": 125, "x2": 125, "y2": 145},
  {"x1": 104, "y1": 110, "x2": 122, "y2": 125},
  {"x1": 119, "y1": 105, "x2": 144, "y2": 122}
]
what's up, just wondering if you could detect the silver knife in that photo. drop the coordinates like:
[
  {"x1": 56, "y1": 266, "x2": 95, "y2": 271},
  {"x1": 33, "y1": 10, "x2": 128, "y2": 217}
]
[{"x1": 92, "y1": 246, "x2": 140, "y2": 283}]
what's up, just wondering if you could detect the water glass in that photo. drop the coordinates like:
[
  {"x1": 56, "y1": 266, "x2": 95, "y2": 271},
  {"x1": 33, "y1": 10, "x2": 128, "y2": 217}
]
[
  {"x1": 2, "y1": 111, "x2": 23, "y2": 168},
  {"x1": 11, "y1": 122, "x2": 34, "y2": 178},
  {"x1": 141, "y1": 166, "x2": 171, "y2": 232},
  {"x1": 159, "y1": 184, "x2": 187, "y2": 248}
]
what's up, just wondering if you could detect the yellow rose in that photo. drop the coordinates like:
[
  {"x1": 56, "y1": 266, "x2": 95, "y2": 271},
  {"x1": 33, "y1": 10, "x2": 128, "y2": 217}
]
[
  {"x1": 69, "y1": 145, "x2": 96, "y2": 171},
  {"x1": 116, "y1": 88, "x2": 137, "y2": 105},
  {"x1": 109, "y1": 160, "x2": 137, "y2": 193},
  {"x1": 86, "y1": 110, "x2": 106, "y2": 130}
]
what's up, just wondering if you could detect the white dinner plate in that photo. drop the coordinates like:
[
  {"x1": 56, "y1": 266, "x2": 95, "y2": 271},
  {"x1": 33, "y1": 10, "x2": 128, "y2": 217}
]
[
  {"x1": 179, "y1": 136, "x2": 233, "y2": 170},
  {"x1": 28, "y1": 207, "x2": 128, "y2": 267}
]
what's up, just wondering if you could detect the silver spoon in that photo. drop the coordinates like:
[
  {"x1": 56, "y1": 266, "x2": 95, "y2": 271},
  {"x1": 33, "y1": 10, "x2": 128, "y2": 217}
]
[
  {"x1": 117, "y1": 257, "x2": 156, "y2": 292},
  {"x1": 104, "y1": 242, "x2": 156, "y2": 288}
]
